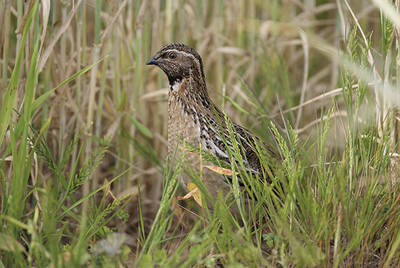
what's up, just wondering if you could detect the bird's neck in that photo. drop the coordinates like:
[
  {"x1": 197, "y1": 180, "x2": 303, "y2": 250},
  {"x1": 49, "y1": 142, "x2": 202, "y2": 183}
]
[{"x1": 169, "y1": 74, "x2": 212, "y2": 111}]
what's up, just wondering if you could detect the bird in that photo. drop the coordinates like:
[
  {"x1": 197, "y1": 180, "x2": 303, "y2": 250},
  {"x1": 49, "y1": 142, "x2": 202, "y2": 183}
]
[{"x1": 146, "y1": 43, "x2": 275, "y2": 207}]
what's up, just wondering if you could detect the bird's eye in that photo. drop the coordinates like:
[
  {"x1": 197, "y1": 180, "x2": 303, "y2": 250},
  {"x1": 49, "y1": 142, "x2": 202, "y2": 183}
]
[{"x1": 168, "y1": 52, "x2": 177, "y2": 59}]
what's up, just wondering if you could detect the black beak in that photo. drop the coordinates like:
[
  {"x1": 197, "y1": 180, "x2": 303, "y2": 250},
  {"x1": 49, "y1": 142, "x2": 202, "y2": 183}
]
[{"x1": 146, "y1": 56, "x2": 159, "y2": 66}]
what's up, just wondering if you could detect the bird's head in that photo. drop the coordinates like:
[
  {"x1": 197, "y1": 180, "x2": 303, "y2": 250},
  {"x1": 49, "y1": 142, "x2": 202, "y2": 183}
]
[{"x1": 146, "y1": 43, "x2": 205, "y2": 86}]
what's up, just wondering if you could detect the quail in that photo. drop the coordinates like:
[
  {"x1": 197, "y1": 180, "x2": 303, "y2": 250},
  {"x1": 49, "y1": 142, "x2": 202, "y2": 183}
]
[{"x1": 146, "y1": 43, "x2": 274, "y2": 204}]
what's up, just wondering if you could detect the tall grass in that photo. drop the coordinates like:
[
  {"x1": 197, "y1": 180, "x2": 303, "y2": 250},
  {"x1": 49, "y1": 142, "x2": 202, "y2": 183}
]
[{"x1": 0, "y1": 0, "x2": 399, "y2": 267}]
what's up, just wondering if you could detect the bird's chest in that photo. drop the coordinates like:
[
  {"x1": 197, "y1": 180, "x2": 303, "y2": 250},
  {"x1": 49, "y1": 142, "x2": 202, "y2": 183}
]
[{"x1": 168, "y1": 94, "x2": 201, "y2": 157}]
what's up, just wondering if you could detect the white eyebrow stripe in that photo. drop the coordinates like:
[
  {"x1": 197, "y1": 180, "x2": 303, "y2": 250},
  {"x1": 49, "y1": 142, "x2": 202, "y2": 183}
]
[
  {"x1": 164, "y1": 48, "x2": 202, "y2": 71},
  {"x1": 165, "y1": 49, "x2": 196, "y2": 59}
]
